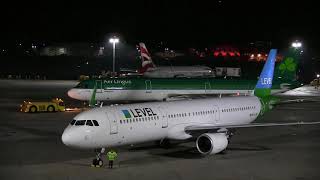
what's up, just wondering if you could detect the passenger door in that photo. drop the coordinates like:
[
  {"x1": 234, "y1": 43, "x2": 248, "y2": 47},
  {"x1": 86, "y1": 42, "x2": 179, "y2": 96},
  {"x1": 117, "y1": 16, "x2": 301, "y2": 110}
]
[
  {"x1": 96, "y1": 80, "x2": 103, "y2": 93},
  {"x1": 106, "y1": 110, "x2": 118, "y2": 134},
  {"x1": 145, "y1": 80, "x2": 152, "y2": 93},
  {"x1": 205, "y1": 81, "x2": 211, "y2": 93},
  {"x1": 158, "y1": 106, "x2": 168, "y2": 128},
  {"x1": 212, "y1": 106, "x2": 220, "y2": 124}
]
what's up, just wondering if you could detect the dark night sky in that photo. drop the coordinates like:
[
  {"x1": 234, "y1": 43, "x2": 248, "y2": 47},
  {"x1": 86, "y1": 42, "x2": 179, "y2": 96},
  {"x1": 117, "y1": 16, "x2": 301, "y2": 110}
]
[{"x1": 1, "y1": 1, "x2": 319, "y2": 50}]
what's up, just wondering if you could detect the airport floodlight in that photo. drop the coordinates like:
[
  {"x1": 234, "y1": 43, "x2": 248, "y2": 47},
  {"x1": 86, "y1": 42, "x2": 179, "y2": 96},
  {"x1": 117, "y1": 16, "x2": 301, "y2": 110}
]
[
  {"x1": 317, "y1": 74, "x2": 320, "y2": 78},
  {"x1": 109, "y1": 37, "x2": 119, "y2": 75},
  {"x1": 291, "y1": 41, "x2": 302, "y2": 48},
  {"x1": 109, "y1": 38, "x2": 119, "y2": 44}
]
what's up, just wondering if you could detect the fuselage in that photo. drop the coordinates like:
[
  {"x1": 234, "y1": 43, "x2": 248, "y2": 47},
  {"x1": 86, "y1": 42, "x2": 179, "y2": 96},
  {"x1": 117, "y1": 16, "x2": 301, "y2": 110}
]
[
  {"x1": 62, "y1": 96, "x2": 261, "y2": 149},
  {"x1": 67, "y1": 78, "x2": 290, "y2": 102},
  {"x1": 143, "y1": 66, "x2": 213, "y2": 78}
]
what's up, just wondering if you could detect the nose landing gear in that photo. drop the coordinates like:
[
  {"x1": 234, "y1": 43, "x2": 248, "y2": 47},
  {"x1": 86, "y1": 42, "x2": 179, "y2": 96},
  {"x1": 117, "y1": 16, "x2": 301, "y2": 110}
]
[{"x1": 91, "y1": 148, "x2": 105, "y2": 167}]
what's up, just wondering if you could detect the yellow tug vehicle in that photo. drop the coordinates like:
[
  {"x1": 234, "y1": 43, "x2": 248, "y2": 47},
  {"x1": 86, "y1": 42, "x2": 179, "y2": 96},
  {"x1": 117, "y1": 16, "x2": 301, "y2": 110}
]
[{"x1": 20, "y1": 98, "x2": 65, "y2": 113}]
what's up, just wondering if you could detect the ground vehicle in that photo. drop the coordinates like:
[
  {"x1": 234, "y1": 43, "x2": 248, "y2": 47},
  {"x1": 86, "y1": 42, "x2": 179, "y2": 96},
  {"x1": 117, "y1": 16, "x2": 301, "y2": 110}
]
[
  {"x1": 310, "y1": 79, "x2": 320, "y2": 86},
  {"x1": 20, "y1": 98, "x2": 65, "y2": 113}
]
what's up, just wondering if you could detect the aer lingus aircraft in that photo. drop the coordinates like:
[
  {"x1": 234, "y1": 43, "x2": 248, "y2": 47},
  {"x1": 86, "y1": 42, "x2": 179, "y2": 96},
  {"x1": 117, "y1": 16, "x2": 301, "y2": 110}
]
[
  {"x1": 67, "y1": 77, "x2": 294, "y2": 102},
  {"x1": 62, "y1": 49, "x2": 319, "y2": 166}
]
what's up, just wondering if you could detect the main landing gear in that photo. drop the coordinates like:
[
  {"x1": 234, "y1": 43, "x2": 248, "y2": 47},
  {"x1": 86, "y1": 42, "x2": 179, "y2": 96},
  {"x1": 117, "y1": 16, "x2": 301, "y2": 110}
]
[
  {"x1": 218, "y1": 129, "x2": 236, "y2": 155},
  {"x1": 92, "y1": 148, "x2": 105, "y2": 167}
]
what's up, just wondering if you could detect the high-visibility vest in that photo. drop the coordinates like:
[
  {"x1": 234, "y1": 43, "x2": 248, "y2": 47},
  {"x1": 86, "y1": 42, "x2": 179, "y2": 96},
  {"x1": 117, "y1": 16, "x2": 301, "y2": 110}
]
[{"x1": 107, "y1": 151, "x2": 118, "y2": 161}]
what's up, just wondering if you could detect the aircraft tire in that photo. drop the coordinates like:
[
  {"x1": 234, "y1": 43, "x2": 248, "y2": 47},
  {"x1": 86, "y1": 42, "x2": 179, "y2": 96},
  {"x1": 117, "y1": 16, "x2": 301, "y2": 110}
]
[
  {"x1": 92, "y1": 158, "x2": 103, "y2": 167},
  {"x1": 98, "y1": 159, "x2": 103, "y2": 166}
]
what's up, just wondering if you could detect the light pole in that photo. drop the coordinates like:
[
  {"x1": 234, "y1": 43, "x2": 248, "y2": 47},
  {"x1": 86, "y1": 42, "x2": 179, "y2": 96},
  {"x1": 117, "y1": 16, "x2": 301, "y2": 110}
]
[{"x1": 109, "y1": 37, "x2": 119, "y2": 76}]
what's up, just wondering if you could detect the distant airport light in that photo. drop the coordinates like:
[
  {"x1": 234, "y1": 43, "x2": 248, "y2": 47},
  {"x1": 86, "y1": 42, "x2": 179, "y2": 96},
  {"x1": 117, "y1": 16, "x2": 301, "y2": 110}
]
[
  {"x1": 317, "y1": 74, "x2": 320, "y2": 78},
  {"x1": 109, "y1": 38, "x2": 119, "y2": 43},
  {"x1": 292, "y1": 41, "x2": 302, "y2": 48},
  {"x1": 257, "y1": 54, "x2": 261, "y2": 57}
]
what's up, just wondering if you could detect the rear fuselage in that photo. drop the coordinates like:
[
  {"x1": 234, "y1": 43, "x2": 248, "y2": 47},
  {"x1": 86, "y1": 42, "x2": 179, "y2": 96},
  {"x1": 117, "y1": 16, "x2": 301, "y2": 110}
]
[{"x1": 143, "y1": 66, "x2": 213, "y2": 78}]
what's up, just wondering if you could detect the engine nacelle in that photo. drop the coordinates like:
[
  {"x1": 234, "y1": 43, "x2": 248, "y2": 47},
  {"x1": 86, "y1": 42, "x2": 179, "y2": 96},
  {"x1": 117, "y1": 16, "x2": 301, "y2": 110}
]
[{"x1": 196, "y1": 133, "x2": 228, "y2": 155}]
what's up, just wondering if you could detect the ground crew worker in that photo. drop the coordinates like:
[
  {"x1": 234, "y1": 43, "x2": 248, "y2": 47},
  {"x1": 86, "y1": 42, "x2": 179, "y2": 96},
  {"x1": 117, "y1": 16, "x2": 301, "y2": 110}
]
[{"x1": 107, "y1": 149, "x2": 118, "y2": 169}]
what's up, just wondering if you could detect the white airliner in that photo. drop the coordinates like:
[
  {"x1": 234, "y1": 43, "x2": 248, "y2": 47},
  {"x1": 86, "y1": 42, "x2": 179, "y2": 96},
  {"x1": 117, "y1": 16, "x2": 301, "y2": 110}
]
[
  {"x1": 62, "y1": 49, "x2": 320, "y2": 166},
  {"x1": 139, "y1": 43, "x2": 213, "y2": 78}
]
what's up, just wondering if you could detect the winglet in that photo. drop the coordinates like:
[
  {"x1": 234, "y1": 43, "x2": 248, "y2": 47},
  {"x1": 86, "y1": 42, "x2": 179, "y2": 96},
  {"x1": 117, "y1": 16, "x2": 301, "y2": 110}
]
[{"x1": 254, "y1": 49, "x2": 277, "y2": 97}]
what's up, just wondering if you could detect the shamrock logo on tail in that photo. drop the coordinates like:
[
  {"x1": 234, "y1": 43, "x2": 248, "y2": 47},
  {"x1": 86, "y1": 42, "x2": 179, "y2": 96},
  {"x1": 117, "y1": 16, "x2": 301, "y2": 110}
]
[{"x1": 278, "y1": 57, "x2": 297, "y2": 74}]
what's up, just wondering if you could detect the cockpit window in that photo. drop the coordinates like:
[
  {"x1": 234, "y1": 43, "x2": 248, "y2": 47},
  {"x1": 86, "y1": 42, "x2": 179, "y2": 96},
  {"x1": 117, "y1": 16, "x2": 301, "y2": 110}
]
[
  {"x1": 70, "y1": 120, "x2": 76, "y2": 125},
  {"x1": 92, "y1": 120, "x2": 99, "y2": 126},
  {"x1": 86, "y1": 120, "x2": 93, "y2": 126},
  {"x1": 75, "y1": 120, "x2": 86, "y2": 126}
]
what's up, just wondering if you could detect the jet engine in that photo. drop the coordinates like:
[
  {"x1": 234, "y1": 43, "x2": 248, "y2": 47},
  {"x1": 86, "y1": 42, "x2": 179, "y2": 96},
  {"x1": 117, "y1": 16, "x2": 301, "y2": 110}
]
[{"x1": 196, "y1": 133, "x2": 228, "y2": 155}]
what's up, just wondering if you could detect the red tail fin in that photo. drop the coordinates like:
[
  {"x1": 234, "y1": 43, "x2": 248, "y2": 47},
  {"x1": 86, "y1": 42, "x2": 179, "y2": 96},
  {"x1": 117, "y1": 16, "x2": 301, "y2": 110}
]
[{"x1": 138, "y1": 43, "x2": 155, "y2": 73}]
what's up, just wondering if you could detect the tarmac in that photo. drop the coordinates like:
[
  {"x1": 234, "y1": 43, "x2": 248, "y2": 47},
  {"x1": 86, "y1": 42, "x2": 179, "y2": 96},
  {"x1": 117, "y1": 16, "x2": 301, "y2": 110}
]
[{"x1": 0, "y1": 80, "x2": 320, "y2": 180}]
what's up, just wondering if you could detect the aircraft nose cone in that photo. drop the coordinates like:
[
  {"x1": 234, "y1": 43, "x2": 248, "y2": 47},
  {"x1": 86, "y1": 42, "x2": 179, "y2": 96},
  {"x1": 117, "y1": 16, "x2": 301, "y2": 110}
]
[
  {"x1": 67, "y1": 89, "x2": 77, "y2": 99},
  {"x1": 61, "y1": 129, "x2": 73, "y2": 146}
]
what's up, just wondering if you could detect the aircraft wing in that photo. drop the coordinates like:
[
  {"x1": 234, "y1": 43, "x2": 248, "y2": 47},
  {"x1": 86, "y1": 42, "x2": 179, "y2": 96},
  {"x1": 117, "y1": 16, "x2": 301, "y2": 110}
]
[
  {"x1": 185, "y1": 121, "x2": 320, "y2": 132},
  {"x1": 275, "y1": 98, "x2": 320, "y2": 105},
  {"x1": 167, "y1": 93, "x2": 244, "y2": 100}
]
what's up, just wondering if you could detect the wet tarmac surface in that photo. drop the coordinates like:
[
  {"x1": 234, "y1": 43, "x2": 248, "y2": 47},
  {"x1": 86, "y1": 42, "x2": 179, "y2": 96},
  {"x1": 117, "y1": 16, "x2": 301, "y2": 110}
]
[{"x1": 0, "y1": 80, "x2": 320, "y2": 180}]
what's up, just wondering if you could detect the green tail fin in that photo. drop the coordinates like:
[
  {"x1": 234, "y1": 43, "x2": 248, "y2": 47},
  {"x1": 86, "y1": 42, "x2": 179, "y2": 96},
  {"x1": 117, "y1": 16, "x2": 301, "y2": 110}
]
[
  {"x1": 274, "y1": 48, "x2": 299, "y2": 84},
  {"x1": 89, "y1": 83, "x2": 97, "y2": 107}
]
